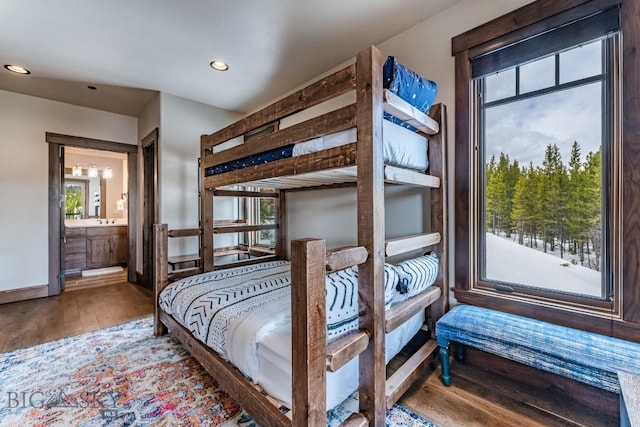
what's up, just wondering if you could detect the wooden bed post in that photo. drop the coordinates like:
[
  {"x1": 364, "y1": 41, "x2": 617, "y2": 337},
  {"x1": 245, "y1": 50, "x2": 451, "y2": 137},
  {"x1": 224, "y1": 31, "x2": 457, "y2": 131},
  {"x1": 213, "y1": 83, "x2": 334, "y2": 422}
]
[
  {"x1": 356, "y1": 45, "x2": 386, "y2": 426},
  {"x1": 428, "y1": 104, "x2": 449, "y2": 336},
  {"x1": 153, "y1": 223, "x2": 168, "y2": 336},
  {"x1": 201, "y1": 135, "x2": 214, "y2": 273},
  {"x1": 276, "y1": 189, "x2": 287, "y2": 260},
  {"x1": 291, "y1": 238, "x2": 327, "y2": 426}
]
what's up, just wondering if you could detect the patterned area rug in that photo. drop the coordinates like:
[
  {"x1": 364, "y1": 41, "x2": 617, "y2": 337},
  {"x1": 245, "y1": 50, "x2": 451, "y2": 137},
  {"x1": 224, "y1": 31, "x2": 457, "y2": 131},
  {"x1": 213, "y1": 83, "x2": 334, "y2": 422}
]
[{"x1": 0, "y1": 317, "x2": 435, "y2": 426}]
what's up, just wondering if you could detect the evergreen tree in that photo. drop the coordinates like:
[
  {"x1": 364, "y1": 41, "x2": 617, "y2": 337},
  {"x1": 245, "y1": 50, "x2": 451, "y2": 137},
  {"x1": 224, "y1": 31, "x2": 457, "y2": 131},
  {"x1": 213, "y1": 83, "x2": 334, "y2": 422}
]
[{"x1": 540, "y1": 144, "x2": 564, "y2": 253}]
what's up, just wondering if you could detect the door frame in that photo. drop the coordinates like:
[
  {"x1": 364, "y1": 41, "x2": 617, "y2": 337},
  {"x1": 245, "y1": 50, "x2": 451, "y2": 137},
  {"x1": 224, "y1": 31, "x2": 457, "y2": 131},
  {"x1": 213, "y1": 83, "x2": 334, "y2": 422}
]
[
  {"x1": 47, "y1": 133, "x2": 138, "y2": 295},
  {"x1": 141, "y1": 128, "x2": 159, "y2": 289}
]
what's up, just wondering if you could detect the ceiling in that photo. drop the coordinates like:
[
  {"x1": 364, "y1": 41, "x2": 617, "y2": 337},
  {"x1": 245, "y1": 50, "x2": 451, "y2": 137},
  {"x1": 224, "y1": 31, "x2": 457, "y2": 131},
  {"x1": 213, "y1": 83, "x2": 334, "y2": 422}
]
[{"x1": 0, "y1": 0, "x2": 462, "y2": 116}]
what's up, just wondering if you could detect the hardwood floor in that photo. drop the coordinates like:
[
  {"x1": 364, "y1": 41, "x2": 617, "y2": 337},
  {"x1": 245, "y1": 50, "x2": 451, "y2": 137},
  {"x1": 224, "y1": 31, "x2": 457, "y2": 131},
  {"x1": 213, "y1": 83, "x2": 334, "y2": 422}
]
[
  {"x1": 0, "y1": 275, "x2": 153, "y2": 353},
  {"x1": 0, "y1": 281, "x2": 617, "y2": 426}
]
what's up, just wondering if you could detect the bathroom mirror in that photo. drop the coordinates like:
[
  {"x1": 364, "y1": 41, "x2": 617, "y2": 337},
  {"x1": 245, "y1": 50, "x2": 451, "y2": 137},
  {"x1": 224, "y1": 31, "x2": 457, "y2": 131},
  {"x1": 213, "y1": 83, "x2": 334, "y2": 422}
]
[
  {"x1": 63, "y1": 147, "x2": 128, "y2": 221},
  {"x1": 63, "y1": 172, "x2": 103, "y2": 219}
]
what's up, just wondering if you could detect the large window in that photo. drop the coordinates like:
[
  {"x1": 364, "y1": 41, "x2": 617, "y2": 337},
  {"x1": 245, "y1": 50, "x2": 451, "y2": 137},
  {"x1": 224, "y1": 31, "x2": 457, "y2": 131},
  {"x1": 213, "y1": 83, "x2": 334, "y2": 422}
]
[
  {"x1": 453, "y1": 3, "x2": 627, "y2": 319},
  {"x1": 477, "y1": 34, "x2": 619, "y2": 302}
]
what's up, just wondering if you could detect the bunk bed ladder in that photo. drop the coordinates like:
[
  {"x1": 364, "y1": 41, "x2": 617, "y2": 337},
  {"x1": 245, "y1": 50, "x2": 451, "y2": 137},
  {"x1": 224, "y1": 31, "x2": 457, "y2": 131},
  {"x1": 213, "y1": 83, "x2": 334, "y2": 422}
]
[
  {"x1": 356, "y1": 45, "x2": 387, "y2": 426},
  {"x1": 383, "y1": 103, "x2": 449, "y2": 410}
]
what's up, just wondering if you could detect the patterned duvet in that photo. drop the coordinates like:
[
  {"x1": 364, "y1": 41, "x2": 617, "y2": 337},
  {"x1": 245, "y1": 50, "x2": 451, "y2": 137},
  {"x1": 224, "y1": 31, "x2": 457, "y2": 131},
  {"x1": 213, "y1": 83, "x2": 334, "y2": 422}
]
[{"x1": 159, "y1": 256, "x2": 438, "y2": 381}]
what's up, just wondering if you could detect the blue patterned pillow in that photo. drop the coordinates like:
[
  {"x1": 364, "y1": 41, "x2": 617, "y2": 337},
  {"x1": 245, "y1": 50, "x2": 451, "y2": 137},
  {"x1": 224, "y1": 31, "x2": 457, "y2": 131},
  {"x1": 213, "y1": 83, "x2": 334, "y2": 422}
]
[
  {"x1": 350, "y1": 263, "x2": 401, "y2": 309},
  {"x1": 325, "y1": 268, "x2": 359, "y2": 339},
  {"x1": 383, "y1": 56, "x2": 438, "y2": 131},
  {"x1": 395, "y1": 253, "x2": 439, "y2": 299}
]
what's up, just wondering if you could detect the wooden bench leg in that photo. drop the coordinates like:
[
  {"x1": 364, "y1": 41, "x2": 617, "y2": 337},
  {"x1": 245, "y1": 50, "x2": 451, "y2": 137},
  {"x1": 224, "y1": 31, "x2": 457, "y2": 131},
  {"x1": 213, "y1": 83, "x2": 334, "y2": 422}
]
[
  {"x1": 455, "y1": 343, "x2": 465, "y2": 362},
  {"x1": 438, "y1": 342, "x2": 451, "y2": 386}
]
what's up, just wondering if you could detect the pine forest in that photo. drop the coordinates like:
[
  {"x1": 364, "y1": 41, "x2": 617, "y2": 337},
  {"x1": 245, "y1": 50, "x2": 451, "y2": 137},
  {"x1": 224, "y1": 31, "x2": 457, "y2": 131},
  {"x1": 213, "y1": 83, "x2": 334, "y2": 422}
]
[{"x1": 485, "y1": 141, "x2": 601, "y2": 271}]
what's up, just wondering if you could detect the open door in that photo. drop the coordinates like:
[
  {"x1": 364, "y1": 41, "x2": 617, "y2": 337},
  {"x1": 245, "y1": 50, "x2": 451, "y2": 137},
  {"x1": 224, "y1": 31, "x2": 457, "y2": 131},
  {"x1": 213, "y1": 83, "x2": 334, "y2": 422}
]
[
  {"x1": 142, "y1": 129, "x2": 158, "y2": 289},
  {"x1": 48, "y1": 143, "x2": 65, "y2": 295}
]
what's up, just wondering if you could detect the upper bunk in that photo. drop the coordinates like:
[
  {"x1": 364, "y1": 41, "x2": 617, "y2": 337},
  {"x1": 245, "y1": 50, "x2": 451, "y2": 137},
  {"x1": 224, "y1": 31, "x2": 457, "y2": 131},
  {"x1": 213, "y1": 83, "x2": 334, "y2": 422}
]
[{"x1": 199, "y1": 46, "x2": 445, "y2": 191}]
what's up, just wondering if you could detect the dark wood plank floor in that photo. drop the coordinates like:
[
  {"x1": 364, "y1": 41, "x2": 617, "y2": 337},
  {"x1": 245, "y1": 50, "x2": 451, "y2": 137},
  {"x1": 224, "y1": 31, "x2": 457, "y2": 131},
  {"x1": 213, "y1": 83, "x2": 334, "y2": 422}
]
[
  {"x1": 0, "y1": 275, "x2": 153, "y2": 353},
  {"x1": 0, "y1": 279, "x2": 616, "y2": 426}
]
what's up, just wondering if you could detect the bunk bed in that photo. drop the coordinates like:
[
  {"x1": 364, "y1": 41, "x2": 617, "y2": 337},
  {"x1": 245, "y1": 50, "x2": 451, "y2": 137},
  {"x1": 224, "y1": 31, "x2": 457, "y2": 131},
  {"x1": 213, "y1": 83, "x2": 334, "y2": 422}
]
[{"x1": 153, "y1": 45, "x2": 448, "y2": 426}]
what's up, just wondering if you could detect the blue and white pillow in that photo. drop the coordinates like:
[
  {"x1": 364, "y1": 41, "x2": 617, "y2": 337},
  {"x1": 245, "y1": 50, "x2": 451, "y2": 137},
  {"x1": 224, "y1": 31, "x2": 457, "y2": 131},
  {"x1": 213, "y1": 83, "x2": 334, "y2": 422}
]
[
  {"x1": 350, "y1": 263, "x2": 401, "y2": 309},
  {"x1": 325, "y1": 268, "x2": 359, "y2": 339},
  {"x1": 395, "y1": 252, "x2": 439, "y2": 300}
]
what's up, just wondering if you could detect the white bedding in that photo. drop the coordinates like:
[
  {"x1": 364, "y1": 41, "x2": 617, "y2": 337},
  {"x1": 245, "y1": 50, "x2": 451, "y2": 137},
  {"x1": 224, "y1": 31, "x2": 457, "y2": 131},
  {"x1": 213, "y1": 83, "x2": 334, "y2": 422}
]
[
  {"x1": 292, "y1": 119, "x2": 429, "y2": 172},
  {"x1": 159, "y1": 260, "x2": 435, "y2": 410},
  {"x1": 255, "y1": 311, "x2": 425, "y2": 410}
]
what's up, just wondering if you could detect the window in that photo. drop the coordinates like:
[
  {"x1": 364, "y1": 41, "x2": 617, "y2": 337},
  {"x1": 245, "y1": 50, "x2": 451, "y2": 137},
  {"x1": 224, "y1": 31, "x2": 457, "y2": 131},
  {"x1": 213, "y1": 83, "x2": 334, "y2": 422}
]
[
  {"x1": 247, "y1": 188, "x2": 277, "y2": 250},
  {"x1": 64, "y1": 180, "x2": 88, "y2": 219},
  {"x1": 478, "y1": 35, "x2": 618, "y2": 302},
  {"x1": 255, "y1": 196, "x2": 276, "y2": 247},
  {"x1": 454, "y1": 2, "x2": 627, "y2": 321}
]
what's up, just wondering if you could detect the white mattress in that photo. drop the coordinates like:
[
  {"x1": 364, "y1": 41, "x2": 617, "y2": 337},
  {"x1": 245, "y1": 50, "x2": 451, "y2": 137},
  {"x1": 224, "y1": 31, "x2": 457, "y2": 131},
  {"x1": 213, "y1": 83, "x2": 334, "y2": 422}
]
[
  {"x1": 254, "y1": 311, "x2": 425, "y2": 410},
  {"x1": 292, "y1": 119, "x2": 429, "y2": 172},
  {"x1": 160, "y1": 260, "x2": 435, "y2": 411}
]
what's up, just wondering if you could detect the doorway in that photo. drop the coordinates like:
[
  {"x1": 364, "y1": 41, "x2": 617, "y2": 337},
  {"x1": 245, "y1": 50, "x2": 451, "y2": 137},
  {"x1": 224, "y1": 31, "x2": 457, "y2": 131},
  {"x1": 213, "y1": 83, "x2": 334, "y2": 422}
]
[
  {"x1": 141, "y1": 129, "x2": 158, "y2": 290},
  {"x1": 47, "y1": 133, "x2": 138, "y2": 295}
]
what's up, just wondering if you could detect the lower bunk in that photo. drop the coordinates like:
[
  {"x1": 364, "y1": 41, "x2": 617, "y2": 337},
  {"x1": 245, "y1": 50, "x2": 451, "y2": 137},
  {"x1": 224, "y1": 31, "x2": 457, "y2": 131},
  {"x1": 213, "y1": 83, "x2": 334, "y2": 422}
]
[{"x1": 154, "y1": 225, "x2": 443, "y2": 426}]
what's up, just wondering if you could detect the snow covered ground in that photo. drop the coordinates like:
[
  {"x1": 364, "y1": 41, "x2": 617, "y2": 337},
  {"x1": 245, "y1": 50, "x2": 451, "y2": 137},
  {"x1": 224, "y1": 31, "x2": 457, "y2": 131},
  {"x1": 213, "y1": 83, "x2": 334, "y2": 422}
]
[{"x1": 485, "y1": 232, "x2": 602, "y2": 297}]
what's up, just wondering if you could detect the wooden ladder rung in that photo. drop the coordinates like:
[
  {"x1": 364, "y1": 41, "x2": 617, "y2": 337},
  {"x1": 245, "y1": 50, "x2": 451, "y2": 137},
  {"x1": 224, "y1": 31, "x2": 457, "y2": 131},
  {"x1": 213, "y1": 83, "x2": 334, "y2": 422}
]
[
  {"x1": 340, "y1": 412, "x2": 369, "y2": 427},
  {"x1": 385, "y1": 232, "x2": 441, "y2": 257},
  {"x1": 168, "y1": 254, "x2": 200, "y2": 265},
  {"x1": 213, "y1": 255, "x2": 277, "y2": 270},
  {"x1": 168, "y1": 228, "x2": 201, "y2": 238},
  {"x1": 168, "y1": 267, "x2": 202, "y2": 281},
  {"x1": 213, "y1": 224, "x2": 278, "y2": 234},
  {"x1": 326, "y1": 330, "x2": 369, "y2": 372},
  {"x1": 383, "y1": 89, "x2": 439, "y2": 135},
  {"x1": 213, "y1": 189, "x2": 279, "y2": 198},
  {"x1": 385, "y1": 286, "x2": 442, "y2": 333},
  {"x1": 384, "y1": 165, "x2": 440, "y2": 188},
  {"x1": 325, "y1": 246, "x2": 368, "y2": 272},
  {"x1": 385, "y1": 340, "x2": 438, "y2": 409}
]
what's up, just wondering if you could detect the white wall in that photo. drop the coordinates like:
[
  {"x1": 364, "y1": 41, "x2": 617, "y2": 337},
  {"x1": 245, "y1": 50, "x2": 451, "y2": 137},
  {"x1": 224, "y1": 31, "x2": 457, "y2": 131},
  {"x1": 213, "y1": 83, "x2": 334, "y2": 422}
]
[
  {"x1": 159, "y1": 93, "x2": 242, "y2": 257},
  {"x1": 0, "y1": 89, "x2": 137, "y2": 292}
]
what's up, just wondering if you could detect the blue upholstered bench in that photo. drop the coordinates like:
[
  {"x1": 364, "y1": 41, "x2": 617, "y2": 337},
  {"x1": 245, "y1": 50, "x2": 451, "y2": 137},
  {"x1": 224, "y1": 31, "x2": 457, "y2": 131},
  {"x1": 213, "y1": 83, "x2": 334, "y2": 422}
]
[{"x1": 436, "y1": 305, "x2": 640, "y2": 394}]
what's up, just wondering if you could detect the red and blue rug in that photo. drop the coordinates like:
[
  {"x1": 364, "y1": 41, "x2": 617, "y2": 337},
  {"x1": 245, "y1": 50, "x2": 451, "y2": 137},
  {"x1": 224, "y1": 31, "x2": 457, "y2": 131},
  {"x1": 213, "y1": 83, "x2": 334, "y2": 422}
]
[{"x1": 0, "y1": 317, "x2": 435, "y2": 426}]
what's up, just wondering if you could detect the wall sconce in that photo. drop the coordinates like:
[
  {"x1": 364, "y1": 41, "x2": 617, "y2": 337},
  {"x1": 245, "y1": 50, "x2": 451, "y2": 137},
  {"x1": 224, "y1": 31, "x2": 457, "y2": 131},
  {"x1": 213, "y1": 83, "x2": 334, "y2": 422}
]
[
  {"x1": 72, "y1": 165, "x2": 82, "y2": 177},
  {"x1": 87, "y1": 165, "x2": 98, "y2": 178},
  {"x1": 102, "y1": 167, "x2": 113, "y2": 179}
]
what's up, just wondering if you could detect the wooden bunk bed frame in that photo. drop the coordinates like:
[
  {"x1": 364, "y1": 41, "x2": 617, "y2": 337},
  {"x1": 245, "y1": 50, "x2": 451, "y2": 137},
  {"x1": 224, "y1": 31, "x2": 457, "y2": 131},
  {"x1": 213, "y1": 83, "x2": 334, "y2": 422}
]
[{"x1": 154, "y1": 45, "x2": 448, "y2": 426}]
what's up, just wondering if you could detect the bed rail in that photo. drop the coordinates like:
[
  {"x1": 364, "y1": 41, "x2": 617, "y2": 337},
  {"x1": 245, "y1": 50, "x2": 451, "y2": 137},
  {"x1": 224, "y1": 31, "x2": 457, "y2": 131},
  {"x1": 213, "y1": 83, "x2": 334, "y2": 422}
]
[{"x1": 200, "y1": 64, "x2": 357, "y2": 152}]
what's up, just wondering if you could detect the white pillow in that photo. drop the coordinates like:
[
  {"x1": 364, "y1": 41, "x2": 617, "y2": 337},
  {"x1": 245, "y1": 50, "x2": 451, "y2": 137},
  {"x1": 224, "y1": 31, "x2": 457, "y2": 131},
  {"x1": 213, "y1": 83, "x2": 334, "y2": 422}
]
[{"x1": 395, "y1": 252, "x2": 439, "y2": 300}]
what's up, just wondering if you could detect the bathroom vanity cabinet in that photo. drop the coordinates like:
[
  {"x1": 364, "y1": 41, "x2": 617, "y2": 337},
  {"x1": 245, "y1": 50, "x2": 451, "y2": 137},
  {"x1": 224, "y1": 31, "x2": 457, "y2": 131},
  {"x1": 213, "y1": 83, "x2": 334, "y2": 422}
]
[{"x1": 64, "y1": 225, "x2": 127, "y2": 273}]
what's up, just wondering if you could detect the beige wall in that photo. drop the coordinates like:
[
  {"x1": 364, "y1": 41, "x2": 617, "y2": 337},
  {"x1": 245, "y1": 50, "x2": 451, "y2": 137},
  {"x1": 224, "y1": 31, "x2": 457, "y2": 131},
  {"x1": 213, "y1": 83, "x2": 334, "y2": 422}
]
[{"x1": 0, "y1": 89, "x2": 137, "y2": 292}]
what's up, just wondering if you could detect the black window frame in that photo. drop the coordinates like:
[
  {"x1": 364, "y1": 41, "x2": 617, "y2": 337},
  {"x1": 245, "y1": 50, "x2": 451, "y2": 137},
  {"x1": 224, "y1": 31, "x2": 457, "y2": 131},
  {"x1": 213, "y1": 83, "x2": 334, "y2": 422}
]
[{"x1": 475, "y1": 32, "x2": 618, "y2": 307}]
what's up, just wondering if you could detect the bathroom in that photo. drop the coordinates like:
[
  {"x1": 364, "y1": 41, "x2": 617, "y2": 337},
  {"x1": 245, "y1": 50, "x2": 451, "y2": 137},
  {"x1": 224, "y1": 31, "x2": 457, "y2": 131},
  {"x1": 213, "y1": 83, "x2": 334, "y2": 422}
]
[{"x1": 63, "y1": 147, "x2": 129, "y2": 279}]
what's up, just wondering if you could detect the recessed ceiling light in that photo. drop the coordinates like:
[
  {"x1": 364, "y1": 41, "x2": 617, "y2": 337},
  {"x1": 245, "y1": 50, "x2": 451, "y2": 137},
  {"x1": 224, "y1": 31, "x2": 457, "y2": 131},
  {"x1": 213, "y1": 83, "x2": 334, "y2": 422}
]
[
  {"x1": 210, "y1": 60, "x2": 229, "y2": 71},
  {"x1": 4, "y1": 64, "x2": 31, "y2": 75}
]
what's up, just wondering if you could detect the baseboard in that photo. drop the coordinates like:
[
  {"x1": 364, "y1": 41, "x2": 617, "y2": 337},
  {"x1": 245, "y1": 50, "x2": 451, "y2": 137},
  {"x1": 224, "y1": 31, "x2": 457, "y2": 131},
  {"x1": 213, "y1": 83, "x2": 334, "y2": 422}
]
[{"x1": 0, "y1": 284, "x2": 49, "y2": 304}]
